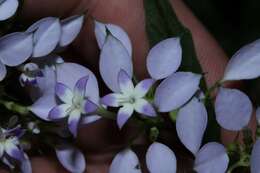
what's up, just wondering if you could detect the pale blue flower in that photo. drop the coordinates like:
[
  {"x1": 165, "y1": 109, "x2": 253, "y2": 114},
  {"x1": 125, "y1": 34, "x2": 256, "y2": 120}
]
[
  {"x1": 102, "y1": 69, "x2": 156, "y2": 129},
  {"x1": 49, "y1": 76, "x2": 98, "y2": 137}
]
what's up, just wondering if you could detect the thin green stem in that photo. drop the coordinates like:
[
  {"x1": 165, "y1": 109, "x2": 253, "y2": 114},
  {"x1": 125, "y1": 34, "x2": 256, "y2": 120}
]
[
  {"x1": 0, "y1": 99, "x2": 29, "y2": 115},
  {"x1": 204, "y1": 81, "x2": 221, "y2": 100}
]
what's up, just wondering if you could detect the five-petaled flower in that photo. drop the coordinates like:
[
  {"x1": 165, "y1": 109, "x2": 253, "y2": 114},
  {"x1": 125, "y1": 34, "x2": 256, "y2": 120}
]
[
  {"x1": 0, "y1": 126, "x2": 27, "y2": 165},
  {"x1": 48, "y1": 76, "x2": 98, "y2": 137},
  {"x1": 101, "y1": 69, "x2": 157, "y2": 129}
]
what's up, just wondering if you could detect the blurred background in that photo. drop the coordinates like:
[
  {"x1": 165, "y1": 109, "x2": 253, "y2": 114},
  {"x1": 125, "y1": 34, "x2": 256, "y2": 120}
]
[{"x1": 184, "y1": 0, "x2": 260, "y2": 105}]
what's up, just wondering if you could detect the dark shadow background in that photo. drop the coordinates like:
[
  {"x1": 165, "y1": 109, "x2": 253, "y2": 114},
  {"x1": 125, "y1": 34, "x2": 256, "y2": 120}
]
[{"x1": 184, "y1": 0, "x2": 260, "y2": 105}]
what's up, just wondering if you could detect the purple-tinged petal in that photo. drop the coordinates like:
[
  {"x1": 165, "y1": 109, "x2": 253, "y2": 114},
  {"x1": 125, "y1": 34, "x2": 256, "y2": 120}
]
[
  {"x1": 55, "y1": 144, "x2": 86, "y2": 173},
  {"x1": 194, "y1": 142, "x2": 229, "y2": 173},
  {"x1": 146, "y1": 142, "x2": 177, "y2": 173},
  {"x1": 20, "y1": 153, "x2": 32, "y2": 173},
  {"x1": 83, "y1": 99, "x2": 98, "y2": 114},
  {"x1": 49, "y1": 104, "x2": 71, "y2": 120},
  {"x1": 251, "y1": 139, "x2": 260, "y2": 173},
  {"x1": 134, "y1": 99, "x2": 156, "y2": 117},
  {"x1": 60, "y1": 15, "x2": 84, "y2": 47},
  {"x1": 118, "y1": 69, "x2": 134, "y2": 94},
  {"x1": 256, "y1": 107, "x2": 260, "y2": 125},
  {"x1": 215, "y1": 88, "x2": 252, "y2": 131},
  {"x1": 0, "y1": 32, "x2": 33, "y2": 66},
  {"x1": 7, "y1": 126, "x2": 25, "y2": 138},
  {"x1": 94, "y1": 21, "x2": 132, "y2": 56},
  {"x1": 176, "y1": 98, "x2": 208, "y2": 155},
  {"x1": 29, "y1": 94, "x2": 57, "y2": 121},
  {"x1": 155, "y1": 72, "x2": 201, "y2": 112},
  {"x1": 117, "y1": 104, "x2": 134, "y2": 129},
  {"x1": 35, "y1": 66, "x2": 56, "y2": 96},
  {"x1": 0, "y1": 0, "x2": 18, "y2": 21},
  {"x1": 109, "y1": 149, "x2": 141, "y2": 173},
  {"x1": 0, "y1": 61, "x2": 6, "y2": 81},
  {"x1": 223, "y1": 39, "x2": 260, "y2": 81},
  {"x1": 134, "y1": 79, "x2": 155, "y2": 98},
  {"x1": 106, "y1": 24, "x2": 132, "y2": 56},
  {"x1": 81, "y1": 115, "x2": 101, "y2": 125},
  {"x1": 100, "y1": 35, "x2": 133, "y2": 92},
  {"x1": 2, "y1": 156, "x2": 14, "y2": 169},
  {"x1": 101, "y1": 93, "x2": 121, "y2": 107},
  {"x1": 5, "y1": 141, "x2": 24, "y2": 162},
  {"x1": 27, "y1": 17, "x2": 61, "y2": 57},
  {"x1": 147, "y1": 38, "x2": 182, "y2": 80},
  {"x1": 73, "y1": 76, "x2": 89, "y2": 99},
  {"x1": 57, "y1": 63, "x2": 99, "y2": 105},
  {"x1": 55, "y1": 83, "x2": 73, "y2": 104},
  {"x1": 68, "y1": 109, "x2": 81, "y2": 137},
  {"x1": 94, "y1": 20, "x2": 107, "y2": 49}
]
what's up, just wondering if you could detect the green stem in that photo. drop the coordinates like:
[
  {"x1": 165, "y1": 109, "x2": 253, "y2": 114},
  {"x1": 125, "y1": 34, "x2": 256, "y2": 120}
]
[
  {"x1": 0, "y1": 99, "x2": 29, "y2": 115},
  {"x1": 96, "y1": 107, "x2": 117, "y2": 120},
  {"x1": 204, "y1": 81, "x2": 221, "y2": 100}
]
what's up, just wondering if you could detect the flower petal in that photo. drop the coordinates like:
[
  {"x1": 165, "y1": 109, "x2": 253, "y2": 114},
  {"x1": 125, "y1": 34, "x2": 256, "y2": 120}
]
[
  {"x1": 29, "y1": 94, "x2": 56, "y2": 121},
  {"x1": 109, "y1": 149, "x2": 141, "y2": 173},
  {"x1": 146, "y1": 142, "x2": 177, "y2": 173},
  {"x1": 155, "y1": 72, "x2": 201, "y2": 112},
  {"x1": 55, "y1": 144, "x2": 86, "y2": 173},
  {"x1": 101, "y1": 93, "x2": 121, "y2": 107},
  {"x1": 94, "y1": 20, "x2": 107, "y2": 49},
  {"x1": 1, "y1": 156, "x2": 14, "y2": 169},
  {"x1": 81, "y1": 115, "x2": 101, "y2": 125},
  {"x1": 106, "y1": 24, "x2": 132, "y2": 56},
  {"x1": 94, "y1": 21, "x2": 132, "y2": 56},
  {"x1": 83, "y1": 99, "x2": 98, "y2": 114},
  {"x1": 118, "y1": 69, "x2": 134, "y2": 94},
  {"x1": 55, "y1": 83, "x2": 73, "y2": 104},
  {"x1": 176, "y1": 98, "x2": 208, "y2": 155},
  {"x1": 68, "y1": 109, "x2": 81, "y2": 137},
  {"x1": 215, "y1": 88, "x2": 253, "y2": 131},
  {"x1": 73, "y1": 76, "x2": 89, "y2": 100},
  {"x1": 223, "y1": 39, "x2": 260, "y2": 81},
  {"x1": 59, "y1": 15, "x2": 84, "y2": 47},
  {"x1": 134, "y1": 79, "x2": 155, "y2": 98},
  {"x1": 0, "y1": 0, "x2": 18, "y2": 21},
  {"x1": 35, "y1": 66, "x2": 56, "y2": 96},
  {"x1": 49, "y1": 104, "x2": 71, "y2": 120},
  {"x1": 0, "y1": 61, "x2": 6, "y2": 81},
  {"x1": 20, "y1": 153, "x2": 32, "y2": 173},
  {"x1": 117, "y1": 104, "x2": 134, "y2": 129},
  {"x1": 134, "y1": 99, "x2": 156, "y2": 117},
  {"x1": 100, "y1": 34, "x2": 133, "y2": 92},
  {"x1": 5, "y1": 141, "x2": 24, "y2": 162},
  {"x1": 251, "y1": 139, "x2": 260, "y2": 173},
  {"x1": 194, "y1": 142, "x2": 229, "y2": 173},
  {"x1": 147, "y1": 38, "x2": 182, "y2": 80},
  {"x1": 28, "y1": 17, "x2": 61, "y2": 57},
  {"x1": 57, "y1": 63, "x2": 100, "y2": 105},
  {"x1": 0, "y1": 32, "x2": 33, "y2": 66}
]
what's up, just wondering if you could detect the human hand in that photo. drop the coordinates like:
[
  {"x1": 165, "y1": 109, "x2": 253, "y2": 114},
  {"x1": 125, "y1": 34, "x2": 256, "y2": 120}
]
[{"x1": 2, "y1": 0, "x2": 231, "y2": 172}]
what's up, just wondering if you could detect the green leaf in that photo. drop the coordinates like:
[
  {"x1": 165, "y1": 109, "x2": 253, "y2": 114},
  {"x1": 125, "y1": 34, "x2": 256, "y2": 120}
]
[{"x1": 143, "y1": 0, "x2": 220, "y2": 142}]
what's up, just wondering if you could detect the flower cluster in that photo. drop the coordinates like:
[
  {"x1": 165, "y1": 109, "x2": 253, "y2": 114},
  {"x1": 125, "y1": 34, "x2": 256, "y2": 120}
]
[{"x1": 0, "y1": 1, "x2": 260, "y2": 173}]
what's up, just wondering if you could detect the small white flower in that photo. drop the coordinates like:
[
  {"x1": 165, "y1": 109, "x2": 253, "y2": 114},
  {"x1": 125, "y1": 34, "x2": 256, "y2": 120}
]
[
  {"x1": 48, "y1": 76, "x2": 98, "y2": 137},
  {"x1": 102, "y1": 70, "x2": 156, "y2": 129}
]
